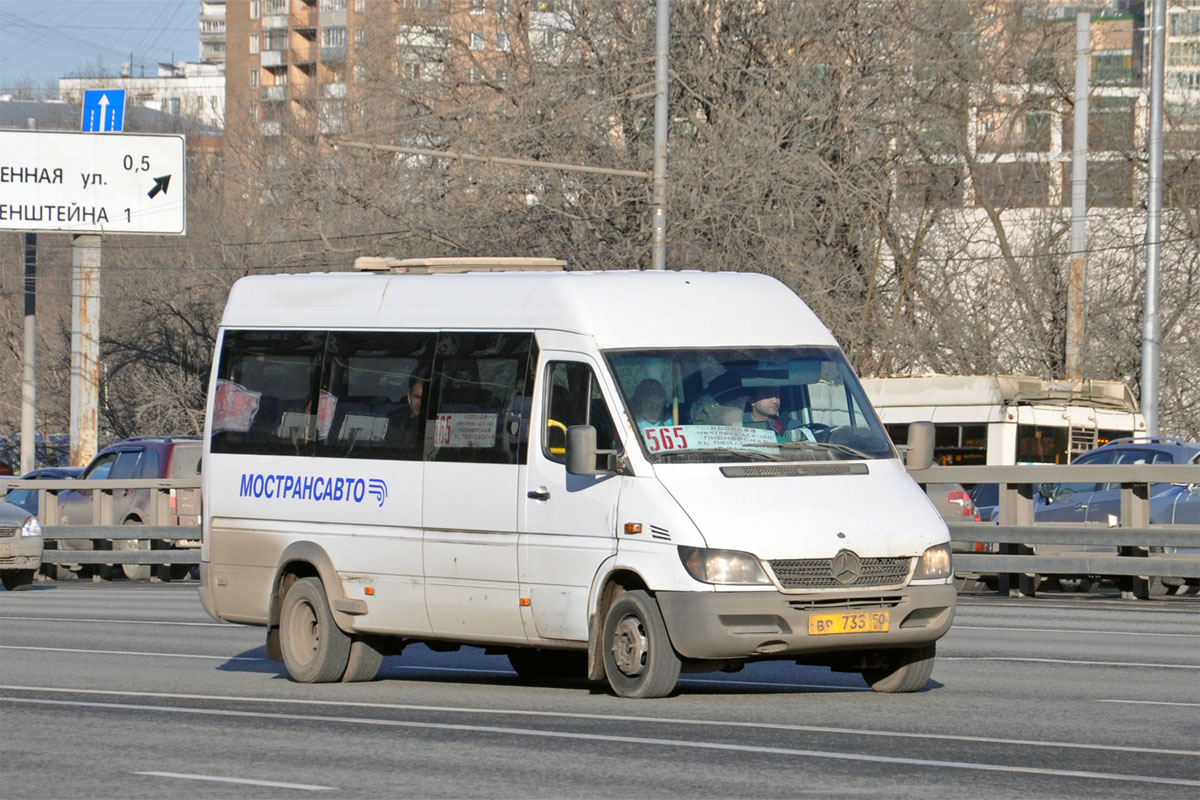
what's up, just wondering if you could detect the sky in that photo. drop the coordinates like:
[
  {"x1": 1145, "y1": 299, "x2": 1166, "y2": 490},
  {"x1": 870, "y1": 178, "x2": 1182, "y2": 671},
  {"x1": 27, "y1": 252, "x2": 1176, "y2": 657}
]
[{"x1": 0, "y1": 0, "x2": 201, "y2": 95}]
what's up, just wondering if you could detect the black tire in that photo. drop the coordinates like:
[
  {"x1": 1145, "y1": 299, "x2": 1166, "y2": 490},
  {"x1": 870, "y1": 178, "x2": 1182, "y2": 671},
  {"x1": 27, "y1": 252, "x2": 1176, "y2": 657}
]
[
  {"x1": 1, "y1": 569, "x2": 35, "y2": 591},
  {"x1": 602, "y1": 589, "x2": 681, "y2": 699},
  {"x1": 116, "y1": 520, "x2": 150, "y2": 581},
  {"x1": 861, "y1": 644, "x2": 936, "y2": 693},
  {"x1": 508, "y1": 649, "x2": 588, "y2": 681},
  {"x1": 341, "y1": 638, "x2": 384, "y2": 683},
  {"x1": 280, "y1": 576, "x2": 351, "y2": 683}
]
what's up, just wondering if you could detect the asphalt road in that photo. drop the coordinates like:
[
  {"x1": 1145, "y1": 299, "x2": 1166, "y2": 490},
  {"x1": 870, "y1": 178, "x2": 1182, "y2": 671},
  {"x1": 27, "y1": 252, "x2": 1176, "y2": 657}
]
[{"x1": 1, "y1": 582, "x2": 1197, "y2": 798}]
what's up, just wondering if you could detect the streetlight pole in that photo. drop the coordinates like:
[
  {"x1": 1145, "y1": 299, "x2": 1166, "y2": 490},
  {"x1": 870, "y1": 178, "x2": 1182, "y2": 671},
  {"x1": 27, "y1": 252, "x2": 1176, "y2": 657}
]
[
  {"x1": 651, "y1": 0, "x2": 669, "y2": 270},
  {"x1": 1141, "y1": 0, "x2": 1166, "y2": 435}
]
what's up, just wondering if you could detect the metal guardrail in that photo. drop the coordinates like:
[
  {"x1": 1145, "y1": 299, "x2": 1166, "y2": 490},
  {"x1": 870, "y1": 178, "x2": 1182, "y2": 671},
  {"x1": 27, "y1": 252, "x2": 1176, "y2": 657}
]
[
  {"x1": 5, "y1": 466, "x2": 1199, "y2": 598},
  {"x1": 2, "y1": 476, "x2": 201, "y2": 576},
  {"x1": 910, "y1": 463, "x2": 1200, "y2": 599}
]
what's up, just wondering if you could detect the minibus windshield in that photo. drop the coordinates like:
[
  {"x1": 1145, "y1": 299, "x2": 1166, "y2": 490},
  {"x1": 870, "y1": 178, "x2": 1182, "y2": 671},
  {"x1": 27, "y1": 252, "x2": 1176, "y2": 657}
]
[{"x1": 606, "y1": 346, "x2": 895, "y2": 464}]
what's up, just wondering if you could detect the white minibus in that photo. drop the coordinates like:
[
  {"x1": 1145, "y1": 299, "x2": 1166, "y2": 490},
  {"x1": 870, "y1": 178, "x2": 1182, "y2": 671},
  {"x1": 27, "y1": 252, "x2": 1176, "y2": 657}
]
[{"x1": 199, "y1": 258, "x2": 955, "y2": 698}]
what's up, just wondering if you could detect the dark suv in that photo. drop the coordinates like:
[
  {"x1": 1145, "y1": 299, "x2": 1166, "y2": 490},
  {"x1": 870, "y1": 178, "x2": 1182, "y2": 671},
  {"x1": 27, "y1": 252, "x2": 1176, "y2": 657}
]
[{"x1": 57, "y1": 436, "x2": 202, "y2": 580}]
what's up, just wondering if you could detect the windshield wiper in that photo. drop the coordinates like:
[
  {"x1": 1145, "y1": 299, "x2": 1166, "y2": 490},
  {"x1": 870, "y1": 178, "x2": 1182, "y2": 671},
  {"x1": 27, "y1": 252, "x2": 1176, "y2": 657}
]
[
  {"x1": 655, "y1": 447, "x2": 785, "y2": 462},
  {"x1": 773, "y1": 440, "x2": 875, "y2": 460}
]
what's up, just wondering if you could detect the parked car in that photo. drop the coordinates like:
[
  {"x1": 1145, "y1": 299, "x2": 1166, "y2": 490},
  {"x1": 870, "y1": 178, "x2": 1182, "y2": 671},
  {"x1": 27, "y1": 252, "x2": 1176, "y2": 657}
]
[
  {"x1": 1035, "y1": 437, "x2": 1200, "y2": 524},
  {"x1": 1032, "y1": 438, "x2": 1200, "y2": 592},
  {"x1": 925, "y1": 482, "x2": 996, "y2": 561},
  {"x1": 1150, "y1": 482, "x2": 1200, "y2": 592},
  {"x1": 57, "y1": 436, "x2": 201, "y2": 580},
  {"x1": 4, "y1": 466, "x2": 84, "y2": 516},
  {"x1": 0, "y1": 499, "x2": 42, "y2": 591},
  {"x1": 969, "y1": 482, "x2": 999, "y2": 523}
]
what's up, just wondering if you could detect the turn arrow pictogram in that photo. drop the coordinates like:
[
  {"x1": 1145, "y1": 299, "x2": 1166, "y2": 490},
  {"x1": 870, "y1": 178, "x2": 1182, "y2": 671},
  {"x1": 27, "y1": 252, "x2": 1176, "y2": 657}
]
[{"x1": 147, "y1": 175, "x2": 171, "y2": 199}]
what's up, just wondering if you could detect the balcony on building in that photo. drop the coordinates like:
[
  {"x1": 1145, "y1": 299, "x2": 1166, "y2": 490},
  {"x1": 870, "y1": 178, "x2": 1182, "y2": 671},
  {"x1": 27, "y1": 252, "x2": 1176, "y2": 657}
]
[
  {"x1": 261, "y1": 50, "x2": 284, "y2": 67},
  {"x1": 262, "y1": 14, "x2": 289, "y2": 31},
  {"x1": 261, "y1": 120, "x2": 283, "y2": 136},
  {"x1": 264, "y1": 85, "x2": 287, "y2": 102},
  {"x1": 320, "y1": 45, "x2": 347, "y2": 62},
  {"x1": 324, "y1": 82, "x2": 347, "y2": 98}
]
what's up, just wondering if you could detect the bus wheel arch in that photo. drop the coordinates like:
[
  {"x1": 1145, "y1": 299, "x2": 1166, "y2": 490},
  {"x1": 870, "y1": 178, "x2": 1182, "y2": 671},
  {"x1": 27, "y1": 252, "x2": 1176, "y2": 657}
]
[
  {"x1": 586, "y1": 569, "x2": 648, "y2": 683},
  {"x1": 266, "y1": 542, "x2": 354, "y2": 663}
]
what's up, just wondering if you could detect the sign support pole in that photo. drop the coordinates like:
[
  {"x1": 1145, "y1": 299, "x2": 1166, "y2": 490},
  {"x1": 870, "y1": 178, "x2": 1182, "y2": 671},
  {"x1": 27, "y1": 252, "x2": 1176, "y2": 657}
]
[
  {"x1": 21, "y1": 233, "x2": 37, "y2": 474},
  {"x1": 70, "y1": 235, "x2": 101, "y2": 467}
]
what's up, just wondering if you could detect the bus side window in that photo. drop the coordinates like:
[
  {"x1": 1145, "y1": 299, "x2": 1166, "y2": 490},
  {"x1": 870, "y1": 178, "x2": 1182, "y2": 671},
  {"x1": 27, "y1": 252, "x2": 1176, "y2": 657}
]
[{"x1": 426, "y1": 332, "x2": 534, "y2": 465}]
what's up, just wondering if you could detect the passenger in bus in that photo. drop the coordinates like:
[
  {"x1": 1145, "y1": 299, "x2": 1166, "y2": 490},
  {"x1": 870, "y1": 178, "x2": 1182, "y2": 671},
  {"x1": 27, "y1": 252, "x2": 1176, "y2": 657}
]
[
  {"x1": 631, "y1": 379, "x2": 671, "y2": 431},
  {"x1": 743, "y1": 386, "x2": 814, "y2": 442},
  {"x1": 388, "y1": 375, "x2": 426, "y2": 455}
]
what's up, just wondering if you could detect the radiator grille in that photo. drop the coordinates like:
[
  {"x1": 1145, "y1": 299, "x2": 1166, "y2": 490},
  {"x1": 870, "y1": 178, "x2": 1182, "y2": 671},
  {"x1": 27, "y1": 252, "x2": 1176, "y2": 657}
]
[
  {"x1": 0, "y1": 526, "x2": 17, "y2": 538},
  {"x1": 768, "y1": 556, "x2": 912, "y2": 589}
]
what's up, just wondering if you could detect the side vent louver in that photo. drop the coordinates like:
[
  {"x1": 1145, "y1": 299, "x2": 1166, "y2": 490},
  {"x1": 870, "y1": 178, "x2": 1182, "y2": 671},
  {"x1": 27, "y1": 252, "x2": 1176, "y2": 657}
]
[{"x1": 650, "y1": 525, "x2": 671, "y2": 541}]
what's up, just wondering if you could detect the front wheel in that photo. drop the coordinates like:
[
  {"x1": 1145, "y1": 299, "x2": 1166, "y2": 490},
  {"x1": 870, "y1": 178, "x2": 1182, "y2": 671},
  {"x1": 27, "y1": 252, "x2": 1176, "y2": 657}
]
[
  {"x1": 280, "y1": 576, "x2": 351, "y2": 683},
  {"x1": 861, "y1": 644, "x2": 936, "y2": 693},
  {"x1": 602, "y1": 590, "x2": 681, "y2": 699}
]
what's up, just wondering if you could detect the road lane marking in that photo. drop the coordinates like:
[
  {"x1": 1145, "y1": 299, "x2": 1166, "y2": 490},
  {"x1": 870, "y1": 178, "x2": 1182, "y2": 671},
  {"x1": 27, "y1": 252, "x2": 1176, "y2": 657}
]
[
  {"x1": 951, "y1": 624, "x2": 1200, "y2": 638},
  {"x1": 0, "y1": 616, "x2": 229, "y2": 627},
  {"x1": 943, "y1": 656, "x2": 1199, "y2": 669},
  {"x1": 0, "y1": 646, "x2": 260, "y2": 661},
  {"x1": 1099, "y1": 699, "x2": 1200, "y2": 708},
  {"x1": 3, "y1": 686, "x2": 1195, "y2": 757},
  {"x1": 5, "y1": 697, "x2": 1197, "y2": 788},
  {"x1": 134, "y1": 771, "x2": 332, "y2": 791}
]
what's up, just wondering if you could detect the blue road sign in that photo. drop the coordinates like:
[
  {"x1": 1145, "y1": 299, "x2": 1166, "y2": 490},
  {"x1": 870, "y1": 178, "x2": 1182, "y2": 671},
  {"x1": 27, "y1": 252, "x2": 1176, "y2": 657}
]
[{"x1": 81, "y1": 90, "x2": 126, "y2": 132}]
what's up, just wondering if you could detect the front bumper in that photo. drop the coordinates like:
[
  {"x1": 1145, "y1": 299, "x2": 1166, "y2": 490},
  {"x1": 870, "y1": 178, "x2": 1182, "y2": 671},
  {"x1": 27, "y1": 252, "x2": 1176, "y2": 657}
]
[
  {"x1": 0, "y1": 535, "x2": 44, "y2": 570},
  {"x1": 656, "y1": 583, "x2": 956, "y2": 661}
]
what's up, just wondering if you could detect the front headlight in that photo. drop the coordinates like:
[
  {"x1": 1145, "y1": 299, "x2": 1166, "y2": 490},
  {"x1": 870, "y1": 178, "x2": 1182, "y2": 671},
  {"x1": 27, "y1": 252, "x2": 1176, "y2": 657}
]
[
  {"x1": 20, "y1": 516, "x2": 42, "y2": 538},
  {"x1": 678, "y1": 546, "x2": 771, "y2": 585},
  {"x1": 912, "y1": 542, "x2": 952, "y2": 580}
]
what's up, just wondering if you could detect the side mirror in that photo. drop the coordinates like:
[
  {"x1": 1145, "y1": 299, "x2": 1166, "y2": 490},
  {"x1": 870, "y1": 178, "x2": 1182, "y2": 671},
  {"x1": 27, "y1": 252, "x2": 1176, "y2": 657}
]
[
  {"x1": 1035, "y1": 482, "x2": 1053, "y2": 502},
  {"x1": 567, "y1": 425, "x2": 623, "y2": 476},
  {"x1": 905, "y1": 421, "x2": 934, "y2": 471},
  {"x1": 566, "y1": 425, "x2": 599, "y2": 476}
]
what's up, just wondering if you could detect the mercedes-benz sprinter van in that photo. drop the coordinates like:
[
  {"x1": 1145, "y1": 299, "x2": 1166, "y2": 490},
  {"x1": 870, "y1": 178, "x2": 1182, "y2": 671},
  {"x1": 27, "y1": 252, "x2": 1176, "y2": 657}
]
[{"x1": 199, "y1": 258, "x2": 955, "y2": 698}]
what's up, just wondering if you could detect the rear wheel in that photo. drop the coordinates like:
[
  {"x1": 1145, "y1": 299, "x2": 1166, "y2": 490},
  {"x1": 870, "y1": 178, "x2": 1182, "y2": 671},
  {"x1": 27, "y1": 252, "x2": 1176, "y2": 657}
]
[
  {"x1": 602, "y1": 589, "x2": 681, "y2": 699},
  {"x1": 508, "y1": 649, "x2": 587, "y2": 681},
  {"x1": 1, "y1": 569, "x2": 35, "y2": 591},
  {"x1": 280, "y1": 576, "x2": 351, "y2": 683},
  {"x1": 115, "y1": 521, "x2": 150, "y2": 581},
  {"x1": 861, "y1": 644, "x2": 936, "y2": 693}
]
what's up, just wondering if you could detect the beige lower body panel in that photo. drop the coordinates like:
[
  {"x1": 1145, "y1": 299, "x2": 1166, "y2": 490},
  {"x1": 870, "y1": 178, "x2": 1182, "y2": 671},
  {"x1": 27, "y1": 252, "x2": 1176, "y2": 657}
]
[{"x1": 656, "y1": 583, "x2": 956, "y2": 661}]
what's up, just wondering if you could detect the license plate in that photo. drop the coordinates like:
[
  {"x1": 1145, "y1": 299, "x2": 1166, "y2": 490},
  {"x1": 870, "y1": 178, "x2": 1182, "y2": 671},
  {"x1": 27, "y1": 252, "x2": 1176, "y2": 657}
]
[
  {"x1": 0, "y1": 543, "x2": 10, "y2": 558},
  {"x1": 808, "y1": 611, "x2": 889, "y2": 636}
]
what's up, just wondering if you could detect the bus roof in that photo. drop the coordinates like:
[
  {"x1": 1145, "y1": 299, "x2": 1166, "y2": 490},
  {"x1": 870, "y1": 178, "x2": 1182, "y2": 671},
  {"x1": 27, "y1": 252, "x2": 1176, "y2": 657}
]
[
  {"x1": 219, "y1": 268, "x2": 839, "y2": 350},
  {"x1": 860, "y1": 374, "x2": 1139, "y2": 413}
]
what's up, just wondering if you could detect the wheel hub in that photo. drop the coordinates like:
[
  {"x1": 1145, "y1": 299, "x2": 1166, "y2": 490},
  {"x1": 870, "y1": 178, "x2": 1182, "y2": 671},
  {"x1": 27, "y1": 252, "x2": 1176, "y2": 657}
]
[{"x1": 610, "y1": 615, "x2": 648, "y2": 676}]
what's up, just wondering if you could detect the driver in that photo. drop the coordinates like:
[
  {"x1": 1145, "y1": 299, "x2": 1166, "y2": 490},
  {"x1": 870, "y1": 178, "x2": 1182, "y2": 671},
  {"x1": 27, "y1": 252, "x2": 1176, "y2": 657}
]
[{"x1": 742, "y1": 386, "x2": 815, "y2": 443}]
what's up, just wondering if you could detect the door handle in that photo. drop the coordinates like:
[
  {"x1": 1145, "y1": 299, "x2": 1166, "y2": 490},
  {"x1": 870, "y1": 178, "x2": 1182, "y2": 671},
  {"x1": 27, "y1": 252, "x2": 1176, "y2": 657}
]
[{"x1": 527, "y1": 489, "x2": 551, "y2": 501}]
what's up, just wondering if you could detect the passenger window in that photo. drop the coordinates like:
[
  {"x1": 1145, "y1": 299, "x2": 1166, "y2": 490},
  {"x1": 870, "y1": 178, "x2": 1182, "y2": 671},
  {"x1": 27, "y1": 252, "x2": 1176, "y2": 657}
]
[
  {"x1": 109, "y1": 451, "x2": 143, "y2": 480},
  {"x1": 210, "y1": 330, "x2": 327, "y2": 456},
  {"x1": 318, "y1": 331, "x2": 434, "y2": 461},
  {"x1": 543, "y1": 362, "x2": 619, "y2": 467},
  {"x1": 427, "y1": 332, "x2": 535, "y2": 464},
  {"x1": 137, "y1": 450, "x2": 160, "y2": 479}
]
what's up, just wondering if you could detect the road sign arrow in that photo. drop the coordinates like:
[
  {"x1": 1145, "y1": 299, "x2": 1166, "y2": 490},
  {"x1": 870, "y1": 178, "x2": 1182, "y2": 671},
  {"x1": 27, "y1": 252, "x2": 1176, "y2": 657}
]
[{"x1": 147, "y1": 175, "x2": 171, "y2": 199}]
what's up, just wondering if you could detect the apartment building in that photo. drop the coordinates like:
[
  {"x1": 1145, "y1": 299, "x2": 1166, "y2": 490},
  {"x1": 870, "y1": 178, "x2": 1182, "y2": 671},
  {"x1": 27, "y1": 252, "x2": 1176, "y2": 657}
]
[
  {"x1": 225, "y1": 1, "x2": 570, "y2": 143},
  {"x1": 201, "y1": 1, "x2": 229, "y2": 65}
]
